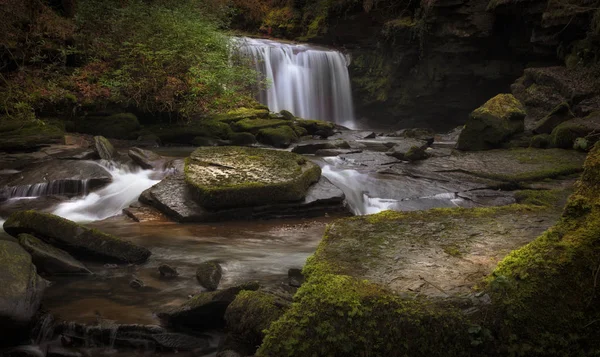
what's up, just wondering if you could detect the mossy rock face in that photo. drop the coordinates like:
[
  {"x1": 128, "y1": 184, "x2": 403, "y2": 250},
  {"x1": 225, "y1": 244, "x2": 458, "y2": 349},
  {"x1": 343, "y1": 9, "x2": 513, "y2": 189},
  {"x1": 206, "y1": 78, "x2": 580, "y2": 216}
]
[
  {"x1": 533, "y1": 102, "x2": 574, "y2": 134},
  {"x1": 530, "y1": 134, "x2": 551, "y2": 148},
  {"x1": 0, "y1": 120, "x2": 64, "y2": 152},
  {"x1": 3, "y1": 211, "x2": 151, "y2": 263},
  {"x1": 93, "y1": 136, "x2": 116, "y2": 161},
  {"x1": 483, "y1": 142, "x2": 600, "y2": 353},
  {"x1": 150, "y1": 120, "x2": 233, "y2": 145},
  {"x1": 184, "y1": 147, "x2": 321, "y2": 209},
  {"x1": 457, "y1": 94, "x2": 526, "y2": 151},
  {"x1": 232, "y1": 118, "x2": 291, "y2": 134},
  {"x1": 225, "y1": 290, "x2": 289, "y2": 349},
  {"x1": 18, "y1": 233, "x2": 92, "y2": 276},
  {"x1": 158, "y1": 281, "x2": 260, "y2": 330},
  {"x1": 550, "y1": 112, "x2": 600, "y2": 149},
  {"x1": 293, "y1": 119, "x2": 336, "y2": 138},
  {"x1": 256, "y1": 126, "x2": 299, "y2": 148},
  {"x1": 229, "y1": 132, "x2": 257, "y2": 146},
  {"x1": 279, "y1": 110, "x2": 295, "y2": 120},
  {"x1": 0, "y1": 240, "x2": 46, "y2": 345},
  {"x1": 196, "y1": 260, "x2": 223, "y2": 291},
  {"x1": 216, "y1": 107, "x2": 271, "y2": 123},
  {"x1": 79, "y1": 113, "x2": 140, "y2": 139}
]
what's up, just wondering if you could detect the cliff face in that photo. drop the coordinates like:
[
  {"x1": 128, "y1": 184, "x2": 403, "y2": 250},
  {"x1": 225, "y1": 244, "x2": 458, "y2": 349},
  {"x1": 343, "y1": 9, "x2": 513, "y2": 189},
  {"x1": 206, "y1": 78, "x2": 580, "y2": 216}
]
[{"x1": 234, "y1": 0, "x2": 599, "y2": 130}]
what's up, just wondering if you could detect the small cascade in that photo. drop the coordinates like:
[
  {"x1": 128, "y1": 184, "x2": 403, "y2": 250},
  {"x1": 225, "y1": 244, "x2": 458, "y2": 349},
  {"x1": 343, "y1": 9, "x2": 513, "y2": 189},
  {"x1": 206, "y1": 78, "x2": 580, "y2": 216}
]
[
  {"x1": 52, "y1": 162, "x2": 163, "y2": 222},
  {"x1": 2, "y1": 179, "x2": 90, "y2": 199},
  {"x1": 236, "y1": 37, "x2": 357, "y2": 128}
]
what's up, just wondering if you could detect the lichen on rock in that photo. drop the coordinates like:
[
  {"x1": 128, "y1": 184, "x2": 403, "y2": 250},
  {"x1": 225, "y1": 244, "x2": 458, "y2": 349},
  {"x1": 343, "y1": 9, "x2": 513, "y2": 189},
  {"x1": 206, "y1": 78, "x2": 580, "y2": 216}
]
[{"x1": 184, "y1": 147, "x2": 321, "y2": 209}]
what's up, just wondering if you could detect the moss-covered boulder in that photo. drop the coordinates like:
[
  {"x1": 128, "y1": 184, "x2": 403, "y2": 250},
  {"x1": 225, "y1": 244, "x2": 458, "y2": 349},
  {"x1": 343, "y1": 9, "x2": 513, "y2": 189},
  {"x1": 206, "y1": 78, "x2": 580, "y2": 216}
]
[
  {"x1": 150, "y1": 120, "x2": 232, "y2": 145},
  {"x1": 457, "y1": 94, "x2": 526, "y2": 151},
  {"x1": 93, "y1": 135, "x2": 116, "y2": 161},
  {"x1": 79, "y1": 113, "x2": 140, "y2": 139},
  {"x1": 533, "y1": 102, "x2": 575, "y2": 134},
  {"x1": 386, "y1": 138, "x2": 430, "y2": 161},
  {"x1": 0, "y1": 120, "x2": 64, "y2": 152},
  {"x1": 232, "y1": 118, "x2": 291, "y2": 134},
  {"x1": 3, "y1": 211, "x2": 151, "y2": 263},
  {"x1": 550, "y1": 112, "x2": 600, "y2": 149},
  {"x1": 293, "y1": 119, "x2": 336, "y2": 138},
  {"x1": 184, "y1": 147, "x2": 321, "y2": 209},
  {"x1": 0, "y1": 240, "x2": 47, "y2": 346},
  {"x1": 18, "y1": 233, "x2": 92, "y2": 276},
  {"x1": 158, "y1": 281, "x2": 260, "y2": 330},
  {"x1": 225, "y1": 290, "x2": 289, "y2": 349},
  {"x1": 256, "y1": 126, "x2": 299, "y2": 148},
  {"x1": 229, "y1": 132, "x2": 257, "y2": 146},
  {"x1": 216, "y1": 108, "x2": 271, "y2": 123}
]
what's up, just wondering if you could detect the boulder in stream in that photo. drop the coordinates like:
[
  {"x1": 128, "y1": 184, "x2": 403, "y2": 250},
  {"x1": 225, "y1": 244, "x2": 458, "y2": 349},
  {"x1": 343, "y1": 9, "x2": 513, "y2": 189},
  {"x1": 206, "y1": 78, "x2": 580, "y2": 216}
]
[
  {"x1": 158, "y1": 281, "x2": 260, "y2": 330},
  {"x1": 128, "y1": 147, "x2": 171, "y2": 170},
  {"x1": 3, "y1": 211, "x2": 151, "y2": 263},
  {"x1": 18, "y1": 233, "x2": 92, "y2": 276},
  {"x1": 196, "y1": 260, "x2": 223, "y2": 291},
  {"x1": 386, "y1": 138, "x2": 430, "y2": 161},
  {"x1": 184, "y1": 147, "x2": 321, "y2": 209},
  {"x1": 0, "y1": 241, "x2": 47, "y2": 346},
  {"x1": 93, "y1": 136, "x2": 117, "y2": 161}
]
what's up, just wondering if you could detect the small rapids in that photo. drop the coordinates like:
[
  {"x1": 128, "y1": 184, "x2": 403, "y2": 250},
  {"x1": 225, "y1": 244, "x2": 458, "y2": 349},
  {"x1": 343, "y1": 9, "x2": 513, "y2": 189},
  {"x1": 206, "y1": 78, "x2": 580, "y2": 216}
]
[{"x1": 52, "y1": 162, "x2": 163, "y2": 222}]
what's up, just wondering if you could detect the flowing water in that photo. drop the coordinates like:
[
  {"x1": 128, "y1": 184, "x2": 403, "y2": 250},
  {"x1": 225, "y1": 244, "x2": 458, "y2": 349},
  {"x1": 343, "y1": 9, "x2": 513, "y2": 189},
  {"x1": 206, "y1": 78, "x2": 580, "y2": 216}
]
[{"x1": 236, "y1": 37, "x2": 356, "y2": 128}]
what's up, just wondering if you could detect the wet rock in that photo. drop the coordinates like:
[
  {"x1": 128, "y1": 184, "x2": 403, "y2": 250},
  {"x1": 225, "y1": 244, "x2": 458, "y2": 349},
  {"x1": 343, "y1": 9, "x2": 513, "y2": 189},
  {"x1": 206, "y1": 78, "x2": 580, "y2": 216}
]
[
  {"x1": 192, "y1": 136, "x2": 230, "y2": 147},
  {"x1": 291, "y1": 140, "x2": 350, "y2": 154},
  {"x1": 185, "y1": 147, "x2": 320, "y2": 209},
  {"x1": 288, "y1": 268, "x2": 305, "y2": 287},
  {"x1": 280, "y1": 110, "x2": 295, "y2": 120},
  {"x1": 314, "y1": 148, "x2": 362, "y2": 156},
  {"x1": 123, "y1": 202, "x2": 168, "y2": 223},
  {"x1": 550, "y1": 112, "x2": 600, "y2": 149},
  {"x1": 196, "y1": 261, "x2": 223, "y2": 291},
  {"x1": 386, "y1": 138, "x2": 430, "y2": 161},
  {"x1": 141, "y1": 174, "x2": 347, "y2": 222},
  {"x1": 402, "y1": 128, "x2": 436, "y2": 144},
  {"x1": 364, "y1": 132, "x2": 377, "y2": 139},
  {"x1": 294, "y1": 119, "x2": 336, "y2": 138},
  {"x1": 3, "y1": 211, "x2": 151, "y2": 264},
  {"x1": 256, "y1": 126, "x2": 299, "y2": 148},
  {"x1": 224, "y1": 290, "x2": 290, "y2": 349},
  {"x1": 0, "y1": 196, "x2": 68, "y2": 218},
  {"x1": 533, "y1": 102, "x2": 575, "y2": 134},
  {"x1": 128, "y1": 147, "x2": 171, "y2": 170},
  {"x1": 159, "y1": 264, "x2": 179, "y2": 278},
  {"x1": 47, "y1": 346, "x2": 83, "y2": 357},
  {"x1": 158, "y1": 281, "x2": 260, "y2": 330},
  {"x1": 18, "y1": 234, "x2": 92, "y2": 276},
  {"x1": 129, "y1": 277, "x2": 145, "y2": 289},
  {"x1": 229, "y1": 132, "x2": 257, "y2": 146},
  {"x1": 2, "y1": 345, "x2": 46, "y2": 357},
  {"x1": 457, "y1": 94, "x2": 526, "y2": 151},
  {"x1": 93, "y1": 136, "x2": 117, "y2": 161},
  {"x1": 0, "y1": 160, "x2": 112, "y2": 201},
  {"x1": 216, "y1": 350, "x2": 242, "y2": 357},
  {"x1": 153, "y1": 333, "x2": 210, "y2": 351},
  {"x1": 0, "y1": 241, "x2": 47, "y2": 346}
]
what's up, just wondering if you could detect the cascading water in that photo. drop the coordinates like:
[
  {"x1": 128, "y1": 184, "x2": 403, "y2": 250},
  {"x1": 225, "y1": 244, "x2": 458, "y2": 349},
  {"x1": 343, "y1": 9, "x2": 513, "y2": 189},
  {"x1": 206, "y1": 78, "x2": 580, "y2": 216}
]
[
  {"x1": 52, "y1": 162, "x2": 163, "y2": 222},
  {"x1": 236, "y1": 37, "x2": 357, "y2": 128}
]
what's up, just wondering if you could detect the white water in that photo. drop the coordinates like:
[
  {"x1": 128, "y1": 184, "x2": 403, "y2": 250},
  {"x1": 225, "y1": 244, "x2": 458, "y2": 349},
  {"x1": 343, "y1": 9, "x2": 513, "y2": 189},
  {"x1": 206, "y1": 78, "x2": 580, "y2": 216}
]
[
  {"x1": 237, "y1": 37, "x2": 356, "y2": 128},
  {"x1": 52, "y1": 162, "x2": 162, "y2": 222}
]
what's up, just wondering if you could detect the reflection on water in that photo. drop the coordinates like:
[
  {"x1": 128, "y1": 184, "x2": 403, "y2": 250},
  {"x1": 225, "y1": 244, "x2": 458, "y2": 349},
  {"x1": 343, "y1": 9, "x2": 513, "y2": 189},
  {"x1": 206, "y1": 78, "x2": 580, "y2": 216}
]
[{"x1": 43, "y1": 216, "x2": 332, "y2": 325}]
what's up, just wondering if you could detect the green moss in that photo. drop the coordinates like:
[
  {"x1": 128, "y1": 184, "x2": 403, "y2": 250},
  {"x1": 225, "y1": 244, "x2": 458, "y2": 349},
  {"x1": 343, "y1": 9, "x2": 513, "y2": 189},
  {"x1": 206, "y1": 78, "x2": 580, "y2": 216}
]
[
  {"x1": 150, "y1": 119, "x2": 233, "y2": 144},
  {"x1": 258, "y1": 273, "x2": 472, "y2": 356},
  {"x1": 184, "y1": 147, "x2": 321, "y2": 209},
  {"x1": 550, "y1": 122, "x2": 590, "y2": 148},
  {"x1": 514, "y1": 189, "x2": 561, "y2": 207},
  {"x1": 225, "y1": 290, "x2": 288, "y2": 347},
  {"x1": 216, "y1": 107, "x2": 271, "y2": 123},
  {"x1": 0, "y1": 120, "x2": 64, "y2": 151},
  {"x1": 293, "y1": 119, "x2": 335, "y2": 137},
  {"x1": 483, "y1": 142, "x2": 600, "y2": 354},
  {"x1": 233, "y1": 118, "x2": 292, "y2": 133},
  {"x1": 229, "y1": 132, "x2": 257, "y2": 146},
  {"x1": 78, "y1": 113, "x2": 140, "y2": 139},
  {"x1": 256, "y1": 126, "x2": 299, "y2": 148},
  {"x1": 530, "y1": 134, "x2": 551, "y2": 148}
]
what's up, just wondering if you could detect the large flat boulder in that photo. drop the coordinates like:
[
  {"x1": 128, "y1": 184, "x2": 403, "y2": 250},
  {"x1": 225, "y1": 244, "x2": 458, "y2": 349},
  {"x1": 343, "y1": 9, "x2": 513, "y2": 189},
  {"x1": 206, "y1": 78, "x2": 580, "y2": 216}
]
[
  {"x1": 0, "y1": 241, "x2": 47, "y2": 346},
  {"x1": 0, "y1": 160, "x2": 112, "y2": 201},
  {"x1": 18, "y1": 233, "x2": 92, "y2": 275},
  {"x1": 139, "y1": 174, "x2": 347, "y2": 222},
  {"x1": 457, "y1": 94, "x2": 526, "y2": 151},
  {"x1": 0, "y1": 120, "x2": 64, "y2": 152},
  {"x1": 184, "y1": 147, "x2": 321, "y2": 209},
  {"x1": 3, "y1": 211, "x2": 151, "y2": 263}
]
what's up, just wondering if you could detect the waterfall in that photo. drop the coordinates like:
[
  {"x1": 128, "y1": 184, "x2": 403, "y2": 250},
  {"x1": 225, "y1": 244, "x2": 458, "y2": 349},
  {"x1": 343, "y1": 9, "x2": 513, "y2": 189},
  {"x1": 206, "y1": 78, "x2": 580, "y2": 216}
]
[{"x1": 236, "y1": 37, "x2": 357, "y2": 128}]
